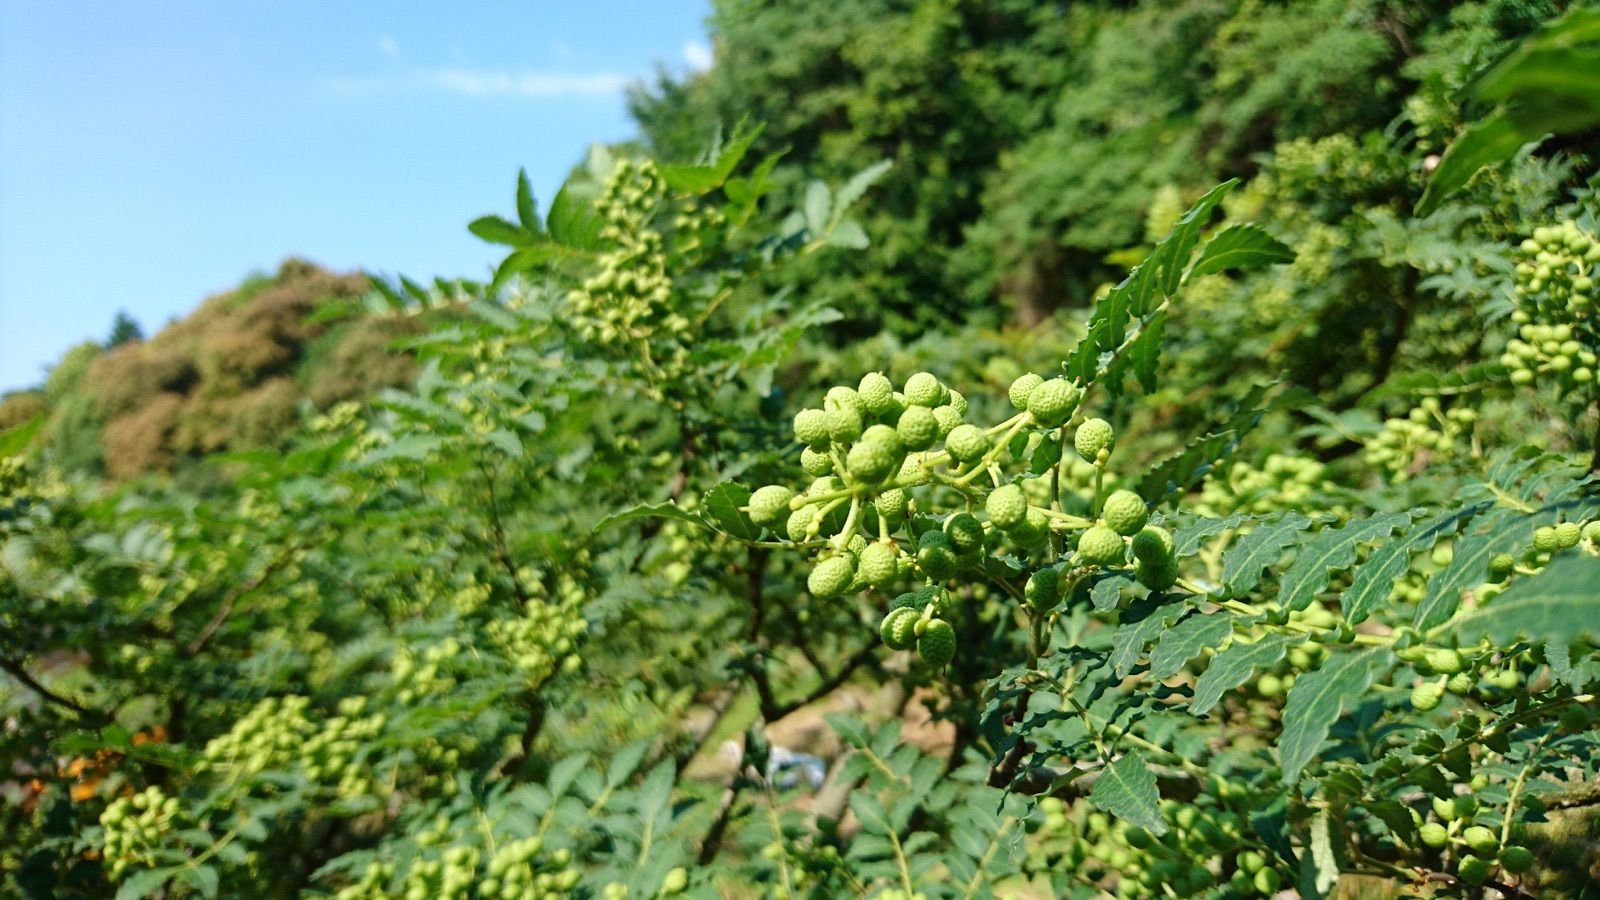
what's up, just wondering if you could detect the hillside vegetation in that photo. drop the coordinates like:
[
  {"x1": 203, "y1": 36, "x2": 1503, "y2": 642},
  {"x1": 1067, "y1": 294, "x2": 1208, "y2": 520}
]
[{"x1": 5, "y1": 2, "x2": 1600, "y2": 898}]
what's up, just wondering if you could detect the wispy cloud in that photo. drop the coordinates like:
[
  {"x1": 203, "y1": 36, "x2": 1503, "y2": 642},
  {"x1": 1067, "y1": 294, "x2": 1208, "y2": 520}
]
[
  {"x1": 376, "y1": 34, "x2": 400, "y2": 58},
  {"x1": 683, "y1": 41, "x2": 713, "y2": 73},
  {"x1": 428, "y1": 68, "x2": 631, "y2": 97}
]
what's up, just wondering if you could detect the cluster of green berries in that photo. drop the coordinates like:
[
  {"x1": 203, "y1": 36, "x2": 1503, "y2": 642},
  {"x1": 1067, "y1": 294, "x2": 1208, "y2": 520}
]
[
  {"x1": 393, "y1": 640, "x2": 465, "y2": 705},
  {"x1": 350, "y1": 825, "x2": 577, "y2": 900},
  {"x1": 1505, "y1": 221, "x2": 1600, "y2": 398},
  {"x1": 204, "y1": 695, "x2": 386, "y2": 795},
  {"x1": 878, "y1": 586, "x2": 957, "y2": 668},
  {"x1": 1412, "y1": 793, "x2": 1534, "y2": 886},
  {"x1": 756, "y1": 839, "x2": 851, "y2": 895},
  {"x1": 1478, "y1": 517, "x2": 1600, "y2": 604},
  {"x1": 1502, "y1": 321, "x2": 1597, "y2": 390},
  {"x1": 98, "y1": 786, "x2": 182, "y2": 881},
  {"x1": 484, "y1": 593, "x2": 588, "y2": 687},
  {"x1": 568, "y1": 158, "x2": 680, "y2": 349},
  {"x1": 1196, "y1": 453, "x2": 1331, "y2": 517},
  {"x1": 1364, "y1": 398, "x2": 1476, "y2": 482}
]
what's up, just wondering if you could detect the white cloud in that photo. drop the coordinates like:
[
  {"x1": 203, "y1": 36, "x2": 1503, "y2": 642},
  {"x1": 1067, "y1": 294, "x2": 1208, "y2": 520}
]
[
  {"x1": 427, "y1": 68, "x2": 632, "y2": 97},
  {"x1": 377, "y1": 35, "x2": 400, "y2": 58},
  {"x1": 684, "y1": 41, "x2": 713, "y2": 73}
]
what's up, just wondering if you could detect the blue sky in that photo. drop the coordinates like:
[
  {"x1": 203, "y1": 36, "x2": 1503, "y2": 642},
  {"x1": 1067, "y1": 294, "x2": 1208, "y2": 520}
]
[{"x1": 0, "y1": 1, "x2": 713, "y2": 392}]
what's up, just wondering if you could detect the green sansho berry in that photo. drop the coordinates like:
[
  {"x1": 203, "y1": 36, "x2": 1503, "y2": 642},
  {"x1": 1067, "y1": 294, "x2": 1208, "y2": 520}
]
[
  {"x1": 875, "y1": 489, "x2": 908, "y2": 524},
  {"x1": 1135, "y1": 557, "x2": 1177, "y2": 591},
  {"x1": 1583, "y1": 520, "x2": 1600, "y2": 543},
  {"x1": 986, "y1": 484, "x2": 1028, "y2": 530},
  {"x1": 917, "y1": 531, "x2": 958, "y2": 580},
  {"x1": 917, "y1": 618, "x2": 957, "y2": 668},
  {"x1": 931, "y1": 405, "x2": 962, "y2": 439},
  {"x1": 1456, "y1": 855, "x2": 1489, "y2": 886},
  {"x1": 1487, "y1": 553, "x2": 1515, "y2": 583},
  {"x1": 800, "y1": 446, "x2": 833, "y2": 476},
  {"x1": 1009, "y1": 373, "x2": 1043, "y2": 410},
  {"x1": 1025, "y1": 568, "x2": 1061, "y2": 612},
  {"x1": 1499, "y1": 845, "x2": 1533, "y2": 874},
  {"x1": 857, "y1": 372, "x2": 896, "y2": 417},
  {"x1": 861, "y1": 423, "x2": 904, "y2": 454},
  {"x1": 904, "y1": 372, "x2": 945, "y2": 408},
  {"x1": 1556, "y1": 520, "x2": 1582, "y2": 548},
  {"x1": 1027, "y1": 378, "x2": 1079, "y2": 428},
  {"x1": 947, "y1": 390, "x2": 967, "y2": 416},
  {"x1": 1130, "y1": 525, "x2": 1174, "y2": 564},
  {"x1": 1446, "y1": 672, "x2": 1475, "y2": 695},
  {"x1": 786, "y1": 507, "x2": 816, "y2": 543},
  {"x1": 1100, "y1": 489, "x2": 1148, "y2": 536},
  {"x1": 825, "y1": 385, "x2": 864, "y2": 417},
  {"x1": 748, "y1": 485, "x2": 794, "y2": 527},
  {"x1": 891, "y1": 585, "x2": 942, "y2": 615},
  {"x1": 847, "y1": 439, "x2": 898, "y2": 483},
  {"x1": 944, "y1": 512, "x2": 985, "y2": 555},
  {"x1": 1462, "y1": 825, "x2": 1498, "y2": 857},
  {"x1": 945, "y1": 424, "x2": 988, "y2": 463},
  {"x1": 858, "y1": 542, "x2": 899, "y2": 589},
  {"x1": 1074, "y1": 418, "x2": 1115, "y2": 462},
  {"x1": 794, "y1": 408, "x2": 830, "y2": 447},
  {"x1": 1533, "y1": 525, "x2": 1559, "y2": 553},
  {"x1": 827, "y1": 404, "x2": 863, "y2": 443},
  {"x1": 879, "y1": 607, "x2": 920, "y2": 650},
  {"x1": 1418, "y1": 822, "x2": 1448, "y2": 848},
  {"x1": 897, "y1": 405, "x2": 939, "y2": 451},
  {"x1": 808, "y1": 556, "x2": 856, "y2": 600},
  {"x1": 1078, "y1": 525, "x2": 1125, "y2": 567}
]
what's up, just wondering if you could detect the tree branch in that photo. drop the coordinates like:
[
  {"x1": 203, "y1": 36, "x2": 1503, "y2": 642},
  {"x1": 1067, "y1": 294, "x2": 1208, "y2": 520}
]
[
  {"x1": 0, "y1": 655, "x2": 103, "y2": 721},
  {"x1": 187, "y1": 542, "x2": 304, "y2": 655}
]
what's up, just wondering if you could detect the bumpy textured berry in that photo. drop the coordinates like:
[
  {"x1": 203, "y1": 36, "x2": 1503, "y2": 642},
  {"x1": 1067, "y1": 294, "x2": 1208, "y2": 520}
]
[
  {"x1": 875, "y1": 489, "x2": 908, "y2": 524},
  {"x1": 858, "y1": 542, "x2": 899, "y2": 589},
  {"x1": 1424, "y1": 648, "x2": 1465, "y2": 675},
  {"x1": 794, "y1": 408, "x2": 829, "y2": 447},
  {"x1": 1447, "y1": 671, "x2": 1475, "y2": 695},
  {"x1": 897, "y1": 405, "x2": 939, "y2": 451},
  {"x1": 945, "y1": 424, "x2": 988, "y2": 463},
  {"x1": 917, "y1": 531, "x2": 958, "y2": 580},
  {"x1": 1078, "y1": 525, "x2": 1126, "y2": 567},
  {"x1": 1584, "y1": 520, "x2": 1600, "y2": 543},
  {"x1": 1135, "y1": 557, "x2": 1177, "y2": 591},
  {"x1": 1487, "y1": 553, "x2": 1515, "y2": 583},
  {"x1": 1457, "y1": 855, "x2": 1489, "y2": 886},
  {"x1": 1533, "y1": 525, "x2": 1559, "y2": 553},
  {"x1": 1009, "y1": 373, "x2": 1043, "y2": 410},
  {"x1": 880, "y1": 607, "x2": 920, "y2": 650},
  {"x1": 827, "y1": 404, "x2": 863, "y2": 443},
  {"x1": 904, "y1": 372, "x2": 945, "y2": 408},
  {"x1": 748, "y1": 485, "x2": 794, "y2": 527},
  {"x1": 808, "y1": 556, "x2": 855, "y2": 600},
  {"x1": 1419, "y1": 822, "x2": 1449, "y2": 848},
  {"x1": 1130, "y1": 525, "x2": 1174, "y2": 564},
  {"x1": 1012, "y1": 507, "x2": 1051, "y2": 550},
  {"x1": 944, "y1": 513, "x2": 985, "y2": 555},
  {"x1": 1074, "y1": 418, "x2": 1115, "y2": 462},
  {"x1": 1499, "y1": 845, "x2": 1533, "y2": 874},
  {"x1": 917, "y1": 618, "x2": 957, "y2": 667},
  {"x1": 858, "y1": 372, "x2": 896, "y2": 417},
  {"x1": 931, "y1": 405, "x2": 962, "y2": 439},
  {"x1": 1462, "y1": 825, "x2": 1498, "y2": 857},
  {"x1": 1556, "y1": 520, "x2": 1582, "y2": 548},
  {"x1": 1027, "y1": 378, "x2": 1078, "y2": 427},
  {"x1": 1025, "y1": 568, "x2": 1061, "y2": 612},
  {"x1": 786, "y1": 507, "x2": 815, "y2": 543},
  {"x1": 986, "y1": 484, "x2": 1028, "y2": 530},
  {"x1": 1101, "y1": 489, "x2": 1148, "y2": 536},
  {"x1": 891, "y1": 585, "x2": 943, "y2": 615},
  {"x1": 800, "y1": 446, "x2": 834, "y2": 476},
  {"x1": 847, "y1": 439, "x2": 898, "y2": 483},
  {"x1": 826, "y1": 386, "x2": 864, "y2": 417}
]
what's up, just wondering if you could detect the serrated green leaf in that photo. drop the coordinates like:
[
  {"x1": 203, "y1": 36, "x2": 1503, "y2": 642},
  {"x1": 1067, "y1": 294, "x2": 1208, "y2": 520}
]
[
  {"x1": 1189, "y1": 634, "x2": 1295, "y2": 716},
  {"x1": 1173, "y1": 514, "x2": 1250, "y2": 557},
  {"x1": 516, "y1": 168, "x2": 540, "y2": 232},
  {"x1": 1440, "y1": 553, "x2": 1600, "y2": 650},
  {"x1": 702, "y1": 481, "x2": 763, "y2": 542},
  {"x1": 1278, "y1": 512, "x2": 1413, "y2": 612},
  {"x1": 1343, "y1": 505, "x2": 1485, "y2": 624},
  {"x1": 1220, "y1": 513, "x2": 1311, "y2": 598},
  {"x1": 1277, "y1": 647, "x2": 1395, "y2": 783},
  {"x1": 468, "y1": 215, "x2": 533, "y2": 247},
  {"x1": 1111, "y1": 603, "x2": 1185, "y2": 679},
  {"x1": 115, "y1": 868, "x2": 173, "y2": 900},
  {"x1": 547, "y1": 181, "x2": 604, "y2": 250},
  {"x1": 592, "y1": 500, "x2": 709, "y2": 534},
  {"x1": 1416, "y1": 114, "x2": 1532, "y2": 217},
  {"x1": 1149, "y1": 611, "x2": 1235, "y2": 680},
  {"x1": 177, "y1": 865, "x2": 219, "y2": 899},
  {"x1": 849, "y1": 792, "x2": 893, "y2": 835},
  {"x1": 1088, "y1": 752, "x2": 1167, "y2": 835},
  {"x1": 1186, "y1": 223, "x2": 1295, "y2": 279},
  {"x1": 1137, "y1": 383, "x2": 1282, "y2": 502}
]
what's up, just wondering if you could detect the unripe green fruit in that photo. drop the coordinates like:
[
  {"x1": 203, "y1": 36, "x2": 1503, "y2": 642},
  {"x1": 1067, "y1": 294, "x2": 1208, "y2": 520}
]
[
  {"x1": 947, "y1": 390, "x2": 967, "y2": 416},
  {"x1": 1419, "y1": 822, "x2": 1449, "y2": 848},
  {"x1": 917, "y1": 531, "x2": 958, "y2": 580},
  {"x1": 862, "y1": 424, "x2": 904, "y2": 455},
  {"x1": 1009, "y1": 373, "x2": 1043, "y2": 410},
  {"x1": 1559, "y1": 705, "x2": 1592, "y2": 731},
  {"x1": 1135, "y1": 557, "x2": 1177, "y2": 591},
  {"x1": 1453, "y1": 795, "x2": 1478, "y2": 819},
  {"x1": 931, "y1": 405, "x2": 962, "y2": 439},
  {"x1": 1025, "y1": 568, "x2": 1061, "y2": 612},
  {"x1": 1447, "y1": 672, "x2": 1475, "y2": 695},
  {"x1": 1078, "y1": 525, "x2": 1126, "y2": 567},
  {"x1": 1253, "y1": 868, "x2": 1281, "y2": 895},
  {"x1": 917, "y1": 618, "x2": 957, "y2": 667},
  {"x1": 827, "y1": 405, "x2": 864, "y2": 443},
  {"x1": 1533, "y1": 525, "x2": 1560, "y2": 553},
  {"x1": 1462, "y1": 825, "x2": 1498, "y2": 857},
  {"x1": 880, "y1": 607, "x2": 920, "y2": 650},
  {"x1": 1130, "y1": 525, "x2": 1175, "y2": 564},
  {"x1": 826, "y1": 385, "x2": 864, "y2": 415},
  {"x1": 891, "y1": 585, "x2": 942, "y2": 615},
  {"x1": 944, "y1": 513, "x2": 985, "y2": 555},
  {"x1": 801, "y1": 446, "x2": 834, "y2": 476},
  {"x1": 1075, "y1": 418, "x2": 1115, "y2": 462},
  {"x1": 858, "y1": 372, "x2": 896, "y2": 417},
  {"x1": 858, "y1": 542, "x2": 900, "y2": 589},
  {"x1": 1499, "y1": 845, "x2": 1533, "y2": 874},
  {"x1": 1425, "y1": 648, "x2": 1465, "y2": 675},
  {"x1": 897, "y1": 405, "x2": 939, "y2": 451},
  {"x1": 945, "y1": 424, "x2": 988, "y2": 463},
  {"x1": 904, "y1": 372, "x2": 945, "y2": 408},
  {"x1": 794, "y1": 409, "x2": 829, "y2": 447},
  {"x1": 1457, "y1": 855, "x2": 1489, "y2": 886},
  {"x1": 1012, "y1": 507, "x2": 1051, "y2": 549},
  {"x1": 1101, "y1": 490, "x2": 1149, "y2": 536},
  {"x1": 1257, "y1": 673, "x2": 1284, "y2": 698},
  {"x1": 1556, "y1": 521, "x2": 1582, "y2": 548},
  {"x1": 808, "y1": 556, "x2": 855, "y2": 600},
  {"x1": 1585, "y1": 520, "x2": 1600, "y2": 543},
  {"x1": 987, "y1": 484, "x2": 1028, "y2": 530},
  {"x1": 1488, "y1": 553, "x2": 1515, "y2": 583},
  {"x1": 875, "y1": 489, "x2": 908, "y2": 524},
  {"x1": 848, "y1": 440, "x2": 898, "y2": 483},
  {"x1": 749, "y1": 485, "x2": 795, "y2": 527},
  {"x1": 1027, "y1": 378, "x2": 1079, "y2": 427}
]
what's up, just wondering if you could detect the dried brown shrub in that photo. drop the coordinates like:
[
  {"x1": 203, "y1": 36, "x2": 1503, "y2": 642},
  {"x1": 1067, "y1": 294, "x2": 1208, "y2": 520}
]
[
  {"x1": 101, "y1": 393, "x2": 186, "y2": 478},
  {"x1": 0, "y1": 392, "x2": 46, "y2": 431},
  {"x1": 307, "y1": 317, "x2": 421, "y2": 407}
]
